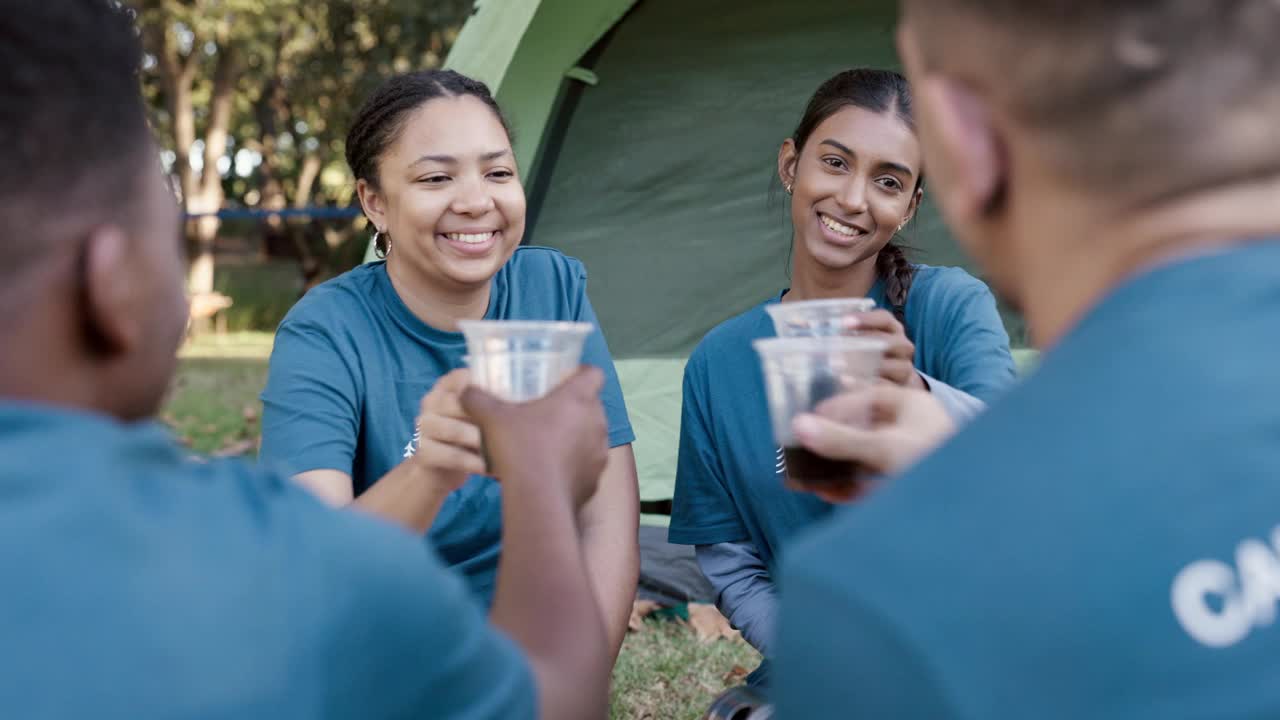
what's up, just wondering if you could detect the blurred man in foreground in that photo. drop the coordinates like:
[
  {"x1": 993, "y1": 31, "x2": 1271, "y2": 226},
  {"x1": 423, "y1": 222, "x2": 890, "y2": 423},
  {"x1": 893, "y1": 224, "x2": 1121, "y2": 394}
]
[
  {"x1": 778, "y1": 1, "x2": 1280, "y2": 716},
  {"x1": 0, "y1": 2, "x2": 611, "y2": 718}
]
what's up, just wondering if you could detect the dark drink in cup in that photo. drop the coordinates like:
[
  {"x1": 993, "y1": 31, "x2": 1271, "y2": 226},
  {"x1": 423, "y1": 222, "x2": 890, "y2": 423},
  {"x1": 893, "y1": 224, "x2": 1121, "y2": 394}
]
[
  {"x1": 782, "y1": 370, "x2": 864, "y2": 487},
  {"x1": 753, "y1": 335, "x2": 888, "y2": 494},
  {"x1": 783, "y1": 446, "x2": 859, "y2": 487}
]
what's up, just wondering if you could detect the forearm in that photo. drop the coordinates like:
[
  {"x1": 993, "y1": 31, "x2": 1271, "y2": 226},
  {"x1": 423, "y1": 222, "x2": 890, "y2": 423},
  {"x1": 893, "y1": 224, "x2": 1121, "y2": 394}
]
[
  {"x1": 579, "y1": 446, "x2": 640, "y2": 662},
  {"x1": 696, "y1": 542, "x2": 779, "y2": 655},
  {"x1": 351, "y1": 461, "x2": 449, "y2": 535},
  {"x1": 491, "y1": 474, "x2": 609, "y2": 720},
  {"x1": 918, "y1": 372, "x2": 986, "y2": 423}
]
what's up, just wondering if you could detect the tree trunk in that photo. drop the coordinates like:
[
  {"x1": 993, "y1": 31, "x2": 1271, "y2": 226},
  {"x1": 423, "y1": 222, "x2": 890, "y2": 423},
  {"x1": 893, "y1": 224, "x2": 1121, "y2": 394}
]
[
  {"x1": 186, "y1": 43, "x2": 237, "y2": 296},
  {"x1": 293, "y1": 152, "x2": 322, "y2": 211},
  {"x1": 288, "y1": 151, "x2": 324, "y2": 283}
]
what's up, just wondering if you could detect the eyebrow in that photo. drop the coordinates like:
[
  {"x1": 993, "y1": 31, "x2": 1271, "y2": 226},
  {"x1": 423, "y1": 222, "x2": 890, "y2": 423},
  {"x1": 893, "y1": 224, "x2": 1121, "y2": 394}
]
[
  {"x1": 410, "y1": 149, "x2": 511, "y2": 166},
  {"x1": 818, "y1": 139, "x2": 915, "y2": 178}
]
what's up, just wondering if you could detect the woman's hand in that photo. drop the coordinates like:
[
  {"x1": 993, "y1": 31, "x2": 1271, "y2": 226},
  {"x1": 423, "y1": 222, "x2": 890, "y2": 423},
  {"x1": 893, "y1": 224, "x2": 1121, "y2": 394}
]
[
  {"x1": 412, "y1": 368, "x2": 487, "y2": 492},
  {"x1": 848, "y1": 309, "x2": 927, "y2": 389}
]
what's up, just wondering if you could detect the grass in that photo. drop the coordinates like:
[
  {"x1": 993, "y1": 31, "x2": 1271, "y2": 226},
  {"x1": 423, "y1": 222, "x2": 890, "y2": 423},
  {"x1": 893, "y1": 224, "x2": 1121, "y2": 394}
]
[
  {"x1": 164, "y1": 331, "x2": 757, "y2": 719},
  {"x1": 611, "y1": 620, "x2": 759, "y2": 720},
  {"x1": 164, "y1": 333, "x2": 274, "y2": 454}
]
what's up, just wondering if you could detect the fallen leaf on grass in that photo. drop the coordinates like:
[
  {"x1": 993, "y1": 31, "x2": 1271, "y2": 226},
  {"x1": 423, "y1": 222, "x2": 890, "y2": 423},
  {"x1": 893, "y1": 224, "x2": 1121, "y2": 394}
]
[
  {"x1": 686, "y1": 603, "x2": 740, "y2": 643},
  {"x1": 722, "y1": 665, "x2": 750, "y2": 684},
  {"x1": 629, "y1": 599, "x2": 661, "y2": 632},
  {"x1": 212, "y1": 439, "x2": 256, "y2": 457}
]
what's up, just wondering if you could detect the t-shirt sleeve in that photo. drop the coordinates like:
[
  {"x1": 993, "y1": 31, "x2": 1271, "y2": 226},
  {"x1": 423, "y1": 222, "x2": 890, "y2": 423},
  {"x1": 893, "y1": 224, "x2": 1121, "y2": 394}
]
[
  {"x1": 571, "y1": 269, "x2": 635, "y2": 448},
  {"x1": 322, "y1": 514, "x2": 536, "y2": 719},
  {"x1": 258, "y1": 318, "x2": 363, "y2": 477},
  {"x1": 775, "y1": 554, "x2": 953, "y2": 718},
  {"x1": 696, "y1": 541, "x2": 778, "y2": 655},
  {"x1": 668, "y1": 352, "x2": 750, "y2": 545},
  {"x1": 931, "y1": 275, "x2": 1017, "y2": 403}
]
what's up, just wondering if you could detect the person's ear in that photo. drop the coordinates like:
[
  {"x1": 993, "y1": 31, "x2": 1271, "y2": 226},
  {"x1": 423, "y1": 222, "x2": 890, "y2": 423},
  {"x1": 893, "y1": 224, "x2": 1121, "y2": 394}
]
[
  {"x1": 915, "y1": 74, "x2": 1008, "y2": 224},
  {"x1": 902, "y1": 186, "x2": 924, "y2": 227},
  {"x1": 356, "y1": 178, "x2": 389, "y2": 234},
  {"x1": 81, "y1": 226, "x2": 142, "y2": 356},
  {"x1": 778, "y1": 139, "x2": 800, "y2": 194}
]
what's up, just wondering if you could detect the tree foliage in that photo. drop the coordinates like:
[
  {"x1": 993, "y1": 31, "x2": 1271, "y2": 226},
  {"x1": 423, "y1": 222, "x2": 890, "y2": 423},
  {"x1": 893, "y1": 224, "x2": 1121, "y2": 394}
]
[{"x1": 134, "y1": 0, "x2": 473, "y2": 290}]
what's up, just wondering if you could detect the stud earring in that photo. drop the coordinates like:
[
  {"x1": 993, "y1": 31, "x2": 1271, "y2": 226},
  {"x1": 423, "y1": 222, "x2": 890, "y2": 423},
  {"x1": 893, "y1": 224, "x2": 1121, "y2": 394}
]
[{"x1": 784, "y1": 182, "x2": 793, "y2": 195}]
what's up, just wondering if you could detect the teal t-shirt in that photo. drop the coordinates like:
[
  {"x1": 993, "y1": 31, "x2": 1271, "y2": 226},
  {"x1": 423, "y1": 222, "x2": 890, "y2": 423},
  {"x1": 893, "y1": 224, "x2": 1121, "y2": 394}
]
[
  {"x1": 260, "y1": 247, "x2": 634, "y2": 605},
  {"x1": 668, "y1": 265, "x2": 1015, "y2": 567},
  {"x1": 776, "y1": 241, "x2": 1280, "y2": 718},
  {"x1": 0, "y1": 404, "x2": 534, "y2": 718}
]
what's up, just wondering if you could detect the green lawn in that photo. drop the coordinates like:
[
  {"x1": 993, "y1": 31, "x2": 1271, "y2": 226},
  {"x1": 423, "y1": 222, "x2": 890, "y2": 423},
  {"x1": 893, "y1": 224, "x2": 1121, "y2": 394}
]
[{"x1": 165, "y1": 331, "x2": 757, "y2": 719}]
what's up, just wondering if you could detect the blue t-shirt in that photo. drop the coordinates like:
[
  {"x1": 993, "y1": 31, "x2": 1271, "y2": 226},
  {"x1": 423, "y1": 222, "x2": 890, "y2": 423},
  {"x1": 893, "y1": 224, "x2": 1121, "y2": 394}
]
[
  {"x1": 776, "y1": 241, "x2": 1280, "y2": 719},
  {"x1": 668, "y1": 265, "x2": 1014, "y2": 568},
  {"x1": 260, "y1": 247, "x2": 634, "y2": 605},
  {"x1": 0, "y1": 404, "x2": 534, "y2": 718}
]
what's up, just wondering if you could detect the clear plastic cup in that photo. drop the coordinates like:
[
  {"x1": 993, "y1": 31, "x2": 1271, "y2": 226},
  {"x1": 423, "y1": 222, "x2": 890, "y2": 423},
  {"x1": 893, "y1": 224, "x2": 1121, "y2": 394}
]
[
  {"x1": 457, "y1": 320, "x2": 594, "y2": 402},
  {"x1": 753, "y1": 336, "x2": 887, "y2": 487},
  {"x1": 463, "y1": 350, "x2": 583, "y2": 402},
  {"x1": 765, "y1": 297, "x2": 876, "y2": 337}
]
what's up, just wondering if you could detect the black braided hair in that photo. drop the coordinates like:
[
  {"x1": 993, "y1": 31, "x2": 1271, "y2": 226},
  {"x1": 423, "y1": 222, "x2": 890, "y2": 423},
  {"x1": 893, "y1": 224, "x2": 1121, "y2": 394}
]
[
  {"x1": 788, "y1": 68, "x2": 922, "y2": 331},
  {"x1": 875, "y1": 240, "x2": 916, "y2": 331},
  {"x1": 345, "y1": 70, "x2": 512, "y2": 256}
]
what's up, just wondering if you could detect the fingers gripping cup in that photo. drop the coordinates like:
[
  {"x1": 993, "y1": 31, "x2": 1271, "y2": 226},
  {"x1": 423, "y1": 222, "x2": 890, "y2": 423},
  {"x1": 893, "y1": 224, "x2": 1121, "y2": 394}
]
[
  {"x1": 753, "y1": 336, "x2": 887, "y2": 488},
  {"x1": 457, "y1": 320, "x2": 594, "y2": 402},
  {"x1": 764, "y1": 297, "x2": 876, "y2": 337}
]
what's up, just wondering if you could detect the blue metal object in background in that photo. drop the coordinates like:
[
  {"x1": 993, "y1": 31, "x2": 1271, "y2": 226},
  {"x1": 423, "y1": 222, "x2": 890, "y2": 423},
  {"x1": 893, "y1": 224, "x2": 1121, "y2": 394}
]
[{"x1": 183, "y1": 206, "x2": 363, "y2": 221}]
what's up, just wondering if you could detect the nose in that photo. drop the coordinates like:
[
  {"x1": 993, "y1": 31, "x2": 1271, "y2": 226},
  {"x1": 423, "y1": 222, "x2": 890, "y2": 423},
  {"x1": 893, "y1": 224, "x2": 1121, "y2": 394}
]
[
  {"x1": 450, "y1": 174, "x2": 496, "y2": 217},
  {"x1": 834, "y1": 175, "x2": 869, "y2": 215}
]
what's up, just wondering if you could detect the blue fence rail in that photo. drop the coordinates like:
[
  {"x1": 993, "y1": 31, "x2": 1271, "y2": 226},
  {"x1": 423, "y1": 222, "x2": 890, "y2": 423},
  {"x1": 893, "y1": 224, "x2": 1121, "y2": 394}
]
[{"x1": 183, "y1": 206, "x2": 364, "y2": 221}]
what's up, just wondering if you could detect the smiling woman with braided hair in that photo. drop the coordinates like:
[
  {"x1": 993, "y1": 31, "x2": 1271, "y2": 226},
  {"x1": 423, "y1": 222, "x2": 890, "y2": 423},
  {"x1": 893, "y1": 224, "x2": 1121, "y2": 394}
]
[
  {"x1": 258, "y1": 69, "x2": 640, "y2": 668},
  {"x1": 668, "y1": 68, "x2": 1016, "y2": 688}
]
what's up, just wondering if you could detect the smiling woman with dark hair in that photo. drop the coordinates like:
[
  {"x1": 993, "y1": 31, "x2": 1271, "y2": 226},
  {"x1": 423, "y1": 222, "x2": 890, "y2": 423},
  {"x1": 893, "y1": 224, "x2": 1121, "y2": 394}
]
[
  {"x1": 258, "y1": 69, "x2": 640, "y2": 663},
  {"x1": 667, "y1": 67, "x2": 1016, "y2": 687}
]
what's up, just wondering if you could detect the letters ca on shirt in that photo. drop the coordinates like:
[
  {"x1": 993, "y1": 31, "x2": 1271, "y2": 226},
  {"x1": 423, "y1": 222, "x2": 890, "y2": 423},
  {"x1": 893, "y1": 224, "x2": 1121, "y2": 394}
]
[{"x1": 1171, "y1": 526, "x2": 1280, "y2": 648}]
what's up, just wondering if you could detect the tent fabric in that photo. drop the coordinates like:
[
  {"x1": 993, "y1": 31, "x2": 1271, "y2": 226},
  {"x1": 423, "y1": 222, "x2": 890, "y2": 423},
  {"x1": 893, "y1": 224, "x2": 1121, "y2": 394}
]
[
  {"x1": 523, "y1": 0, "x2": 1034, "y2": 357},
  {"x1": 446, "y1": 0, "x2": 641, "y2": 177},
  {"x1": 614, "y1": 358, "x2": 685, "y2": 513}
]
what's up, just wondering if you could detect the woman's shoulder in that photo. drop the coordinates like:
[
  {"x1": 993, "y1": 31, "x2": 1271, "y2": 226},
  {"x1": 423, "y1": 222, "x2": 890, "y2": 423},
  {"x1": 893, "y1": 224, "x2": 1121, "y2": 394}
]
[
  {"x1": 279, "y1": 262, "x2": 383, "y2": 329},
  {"x1": 908, "y1": 263, "x2": 997, "y2": 308},
  {"x1": 688, "y1": 298, "x2": 776, "y2": 369},
  {"x1": 504, "y1": 245, "x2": 587, "y2": 279}
]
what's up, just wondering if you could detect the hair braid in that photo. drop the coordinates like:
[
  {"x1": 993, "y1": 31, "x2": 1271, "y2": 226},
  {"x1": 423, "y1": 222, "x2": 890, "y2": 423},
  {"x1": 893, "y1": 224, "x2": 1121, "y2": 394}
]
[{"x1": 875, "y1": 241, "x2": 916, "y2": 337}]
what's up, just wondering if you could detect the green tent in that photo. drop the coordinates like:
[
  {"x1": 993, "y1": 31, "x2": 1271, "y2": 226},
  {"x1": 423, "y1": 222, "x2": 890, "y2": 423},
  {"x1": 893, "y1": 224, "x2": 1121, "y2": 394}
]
[{"x1": 370, "y1": 0, "x2": 1031, "y2": 519}]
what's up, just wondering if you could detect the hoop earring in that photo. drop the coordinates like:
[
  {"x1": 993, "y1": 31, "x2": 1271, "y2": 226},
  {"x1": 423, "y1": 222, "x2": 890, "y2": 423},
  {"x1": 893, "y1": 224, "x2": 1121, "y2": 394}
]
[{"x1": 372, "y1": 228, "x2": 390, "y2": 258}]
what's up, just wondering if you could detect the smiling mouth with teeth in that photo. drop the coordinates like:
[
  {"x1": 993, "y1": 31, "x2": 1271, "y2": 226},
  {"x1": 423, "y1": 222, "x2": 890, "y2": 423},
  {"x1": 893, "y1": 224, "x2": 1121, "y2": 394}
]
[
  {"x1": 820, "y1": 214, "x2": 866, "y2": 237},
  {"x1": 444, "y1": 231, "x2": 497, "y2": 244}
]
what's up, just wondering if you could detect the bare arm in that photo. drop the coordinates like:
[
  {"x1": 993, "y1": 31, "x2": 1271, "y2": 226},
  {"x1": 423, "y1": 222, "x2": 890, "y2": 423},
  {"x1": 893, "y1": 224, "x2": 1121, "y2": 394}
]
[
  {"x1": 292, "y1": 369, "x2": 483, "y2": 535},
  {"x1": 294, "y1": 466, "x2": 451, "y2": 535},
  {"x1": 465, "y1": 369, "x2": 612, "y2": 720},
  {"x1": 578, "y1": 444, "x2": 640, "y2": 663}
]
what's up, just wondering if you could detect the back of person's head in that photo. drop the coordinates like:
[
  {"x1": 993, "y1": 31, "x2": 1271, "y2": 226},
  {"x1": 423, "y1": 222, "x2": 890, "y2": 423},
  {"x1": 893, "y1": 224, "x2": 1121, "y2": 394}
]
[
  {"x1": 0, "y1": 0, "x2": 188, "y2": 420},
  {"x1": 901, "y1": 0, "x2": 1280, "y2": 208},
  {"x1": 898, "y1": 0, "x2": 1280, "y2": 342}
]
